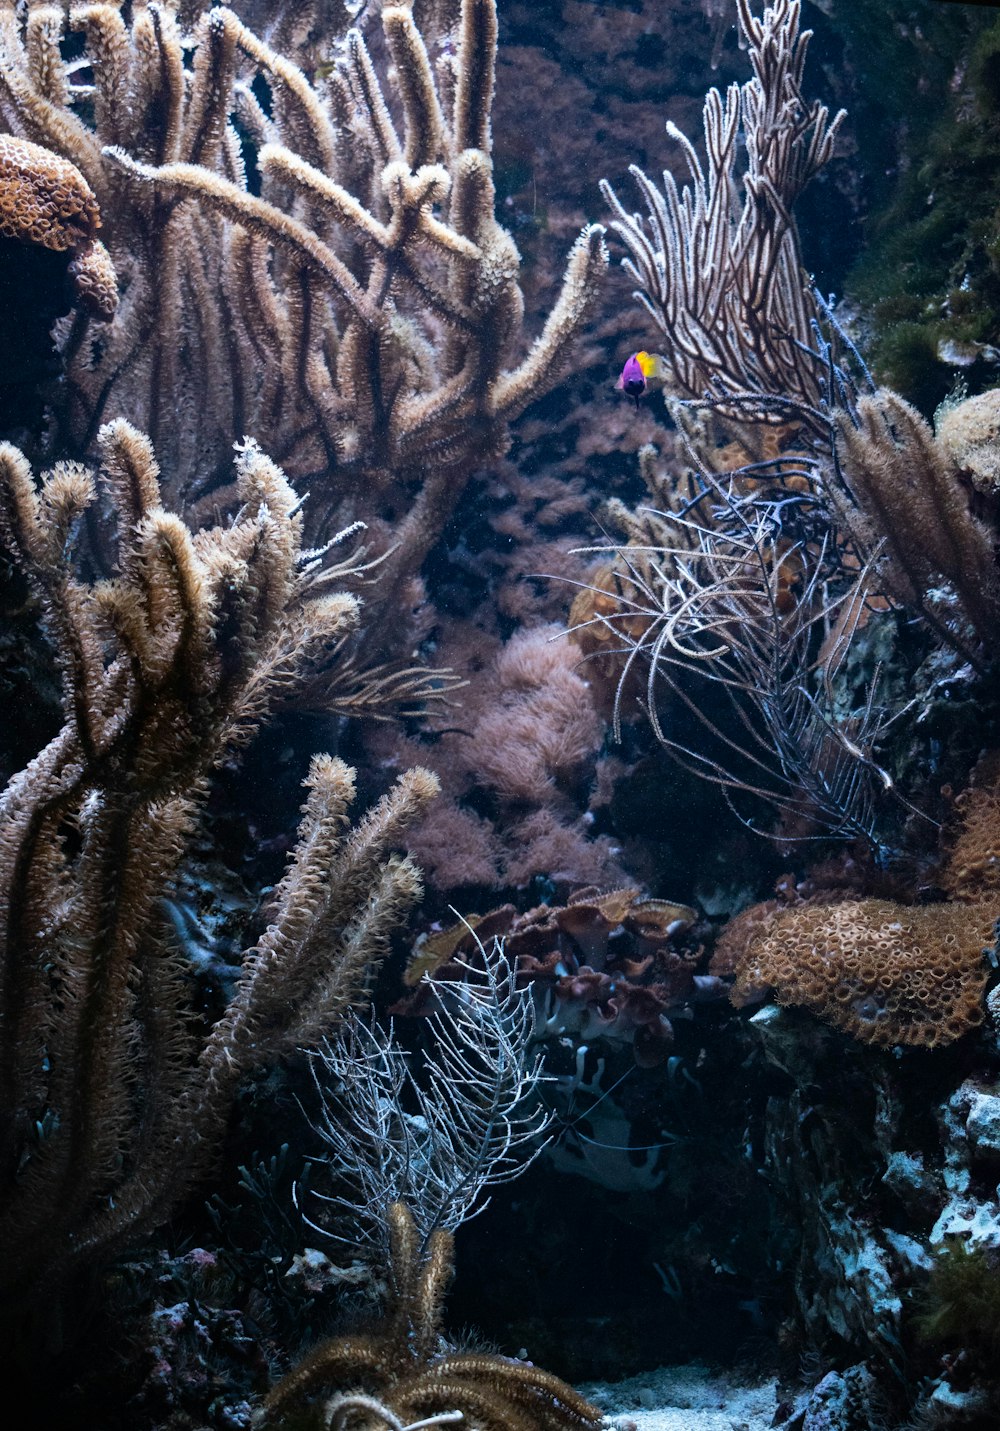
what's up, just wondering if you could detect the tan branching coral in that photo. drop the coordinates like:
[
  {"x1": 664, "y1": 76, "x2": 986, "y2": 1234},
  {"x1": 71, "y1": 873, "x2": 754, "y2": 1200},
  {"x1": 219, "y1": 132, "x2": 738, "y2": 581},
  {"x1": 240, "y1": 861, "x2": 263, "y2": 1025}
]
[
  {"x1": 470, "y1": 625, "x2": 604, "y2": 805},
  {"x1": 595, "y1": 1, "x2": 1000, "y2": 850},
  {"x1": 261, "y1": 1200, "x2": 604, "y2": 1431},
  {"x1": 730, "y1": 898, "x2": 993, "y2": 1048},
  {"x1": 575, "y1": 439, "x2": 897, "y2": 845},
  {"x1": 0, "y1": 424, "x2": 439, "y2": 1309},
  {"x1": 0, "y1": 0, "x2": 606, "y2": 637},
  {"x1": 833, "y1": 390, "x2": 1000, "y2": 666},
  {"x1": 0, "y1": 131, "x2": 117, "y2": 317}
]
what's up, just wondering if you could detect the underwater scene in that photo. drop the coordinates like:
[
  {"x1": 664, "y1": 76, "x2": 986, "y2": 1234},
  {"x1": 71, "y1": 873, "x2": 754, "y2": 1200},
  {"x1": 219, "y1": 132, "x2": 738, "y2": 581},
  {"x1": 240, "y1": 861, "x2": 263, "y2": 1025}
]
[{"x1": 7, "y1": 0, "x2": 1000, "y2": 1426}]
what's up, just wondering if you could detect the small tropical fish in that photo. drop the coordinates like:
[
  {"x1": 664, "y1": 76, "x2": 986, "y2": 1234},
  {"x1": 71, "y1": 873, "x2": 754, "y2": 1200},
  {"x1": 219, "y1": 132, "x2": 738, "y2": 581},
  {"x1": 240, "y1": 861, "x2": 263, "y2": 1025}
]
[{"x1": 616, "y1": 350, "x2": 668, "y2": 408}]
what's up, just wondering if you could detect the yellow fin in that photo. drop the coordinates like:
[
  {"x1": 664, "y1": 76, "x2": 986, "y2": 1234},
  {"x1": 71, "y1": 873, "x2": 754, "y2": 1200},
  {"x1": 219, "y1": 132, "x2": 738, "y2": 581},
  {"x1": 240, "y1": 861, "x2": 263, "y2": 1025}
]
[{"x1": 635, "y1": 351, "x2": 668, "y2": 381}]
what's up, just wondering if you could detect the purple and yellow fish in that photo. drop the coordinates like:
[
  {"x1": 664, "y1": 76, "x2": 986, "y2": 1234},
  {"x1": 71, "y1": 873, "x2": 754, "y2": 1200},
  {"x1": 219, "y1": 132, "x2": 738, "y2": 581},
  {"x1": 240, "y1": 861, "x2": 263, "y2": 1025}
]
[{"x1": 616, "y1": 350, "x2": 668, "y2": 408}]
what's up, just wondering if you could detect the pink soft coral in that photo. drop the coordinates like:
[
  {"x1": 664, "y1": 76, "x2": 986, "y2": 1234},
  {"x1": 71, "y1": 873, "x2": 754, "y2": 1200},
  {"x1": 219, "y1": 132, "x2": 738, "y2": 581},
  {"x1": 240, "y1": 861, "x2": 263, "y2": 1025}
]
[
  {"x1": 473, "y1": 625, "x2": 604, "y2": 803},
  {"x1": 365, "y1": 624, "x2": 626, "y2": 894}
]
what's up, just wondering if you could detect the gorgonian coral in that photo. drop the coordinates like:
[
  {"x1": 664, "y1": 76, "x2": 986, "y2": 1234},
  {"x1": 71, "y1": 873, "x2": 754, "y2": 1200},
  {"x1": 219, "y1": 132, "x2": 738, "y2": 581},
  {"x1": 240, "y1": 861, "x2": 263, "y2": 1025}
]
[{"x1": 0, "y1": 422, "x2": 438, "y2": 1314}]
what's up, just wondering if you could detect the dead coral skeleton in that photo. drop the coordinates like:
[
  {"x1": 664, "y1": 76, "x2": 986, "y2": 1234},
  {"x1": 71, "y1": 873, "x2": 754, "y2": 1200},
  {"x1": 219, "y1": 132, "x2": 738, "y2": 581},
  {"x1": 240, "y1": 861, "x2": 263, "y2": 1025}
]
[
  {"x1": 0, "y1": 0, "x2": 607, "y2": 636},
  {"x1": 0, "y1": 422, "x2": 439, "y2": 1310}
]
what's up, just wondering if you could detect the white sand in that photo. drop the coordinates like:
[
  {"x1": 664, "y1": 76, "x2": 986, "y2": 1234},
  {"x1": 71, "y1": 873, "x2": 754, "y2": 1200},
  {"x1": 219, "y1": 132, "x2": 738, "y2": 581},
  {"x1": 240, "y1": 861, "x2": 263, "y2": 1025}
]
[{"x1": 578, "y1": 1362, "x2": 780, "y2": 1431}]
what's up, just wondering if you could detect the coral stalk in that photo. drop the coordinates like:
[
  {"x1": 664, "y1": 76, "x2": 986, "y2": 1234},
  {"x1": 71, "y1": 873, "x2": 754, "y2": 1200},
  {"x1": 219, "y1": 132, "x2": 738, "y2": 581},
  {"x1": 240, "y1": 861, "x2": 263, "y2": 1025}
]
[{"x1": 0, "y1": 425, "x2": 437, "y2": 1311}]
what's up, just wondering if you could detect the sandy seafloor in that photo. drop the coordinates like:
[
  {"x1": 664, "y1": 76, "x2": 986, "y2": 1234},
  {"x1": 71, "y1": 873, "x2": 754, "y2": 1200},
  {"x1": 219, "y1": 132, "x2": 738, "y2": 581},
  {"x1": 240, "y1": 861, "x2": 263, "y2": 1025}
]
[{"x1": 578, "y1": 1364, "x2": 779, "y2": 1431}]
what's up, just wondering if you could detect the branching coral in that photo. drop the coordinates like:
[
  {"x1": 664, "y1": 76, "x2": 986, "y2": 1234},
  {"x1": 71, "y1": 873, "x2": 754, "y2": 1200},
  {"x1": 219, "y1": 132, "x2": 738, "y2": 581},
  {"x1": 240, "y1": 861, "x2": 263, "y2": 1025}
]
[
  {"x1": 0, "y1": 0, "x2": 607, "y2": 638},
  {"x1": 0, "y1": 423, "x2": 438, "y2": 1311},
  {"x1": 832, "y1": 389, "x2": 1000, "y2": 668},
  {"x1": 262, "y1": 939, "x2": 599, "y2": 1430},
  {"x1": 304, "y1": 943, "x2": 550, "y2": 1255},
  {"x1": 573, "y1": 442, "x2": 896, "y2": 845},
  {"x1": 588, "y1": 3, "x2": 906, "y2": 844},
  {"x1": 593, "y1": 1, "x2": 1000, "y2": 845}
]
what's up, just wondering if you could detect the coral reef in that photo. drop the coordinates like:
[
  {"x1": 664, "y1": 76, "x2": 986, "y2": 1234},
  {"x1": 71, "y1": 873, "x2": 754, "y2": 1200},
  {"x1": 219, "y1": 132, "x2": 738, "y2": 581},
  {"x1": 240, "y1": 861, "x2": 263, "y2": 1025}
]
[
  {"x1": 7, "y1": 1, "x2": 1000, "y2": 1426},
  {"x1": 0, "y1": 0, "x2": 607, "y2": 643},
  {"x1": 738, "y1": 999, "x2": 1000, "y2": 1424}
]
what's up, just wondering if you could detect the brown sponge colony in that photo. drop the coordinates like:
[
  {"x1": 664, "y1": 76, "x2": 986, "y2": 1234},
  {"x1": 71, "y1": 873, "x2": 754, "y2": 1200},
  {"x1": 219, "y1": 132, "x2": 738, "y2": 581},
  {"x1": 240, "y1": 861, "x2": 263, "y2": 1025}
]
[{"x1": 731, "y1": 898, "x2": 993, "y2": 1048}]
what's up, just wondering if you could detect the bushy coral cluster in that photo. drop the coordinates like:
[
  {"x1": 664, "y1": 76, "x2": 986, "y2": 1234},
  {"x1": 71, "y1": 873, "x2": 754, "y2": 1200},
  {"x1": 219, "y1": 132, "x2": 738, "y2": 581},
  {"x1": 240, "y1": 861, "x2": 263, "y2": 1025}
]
[
  {"x1": 937, "y1": 389, "x2": 1000, "y2": 497},
  {"x1": 730, "y1": 898, "x2": 993, "y2": 1047},
  {"x1": 471, "y1": 625, "x2": 605, "y2": 803},
  {"x1": 374, "y1": 624, "x2": 626, "y2": 893}
]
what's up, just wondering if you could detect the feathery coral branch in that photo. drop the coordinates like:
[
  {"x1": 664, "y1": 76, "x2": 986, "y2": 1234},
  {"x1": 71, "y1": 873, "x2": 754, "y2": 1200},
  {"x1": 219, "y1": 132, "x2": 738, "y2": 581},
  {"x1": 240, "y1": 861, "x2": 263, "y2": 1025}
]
[{"x1": 0, "y1": 426, "x2": 436, "y2": 1315}]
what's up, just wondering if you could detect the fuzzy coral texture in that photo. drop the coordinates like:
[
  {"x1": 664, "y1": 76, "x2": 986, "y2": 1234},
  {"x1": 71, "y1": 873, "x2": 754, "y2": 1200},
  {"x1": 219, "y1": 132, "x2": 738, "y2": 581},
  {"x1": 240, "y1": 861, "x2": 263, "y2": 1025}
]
[
  {"x1": 731, "y1": 898, "x2": 993, "y2": 1047},
  {"x1": 372, "y1": 623, "x2": 626, "y2": 893},
  {"x1": 937, "y1": 388, "x2": 1000, "y2": 497}
]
